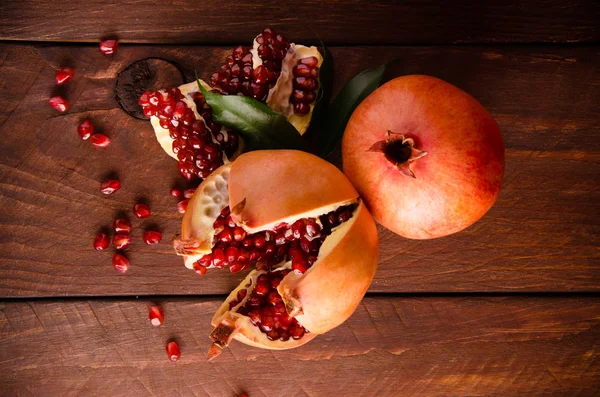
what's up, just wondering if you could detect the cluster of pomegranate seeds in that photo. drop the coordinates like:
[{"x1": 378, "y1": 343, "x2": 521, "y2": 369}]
[
  {"x1": 210, "y1": 28, "x2": 290, "y2": 101},
  {"x1": 56, "y1": 67, "x2": 75, "y2": 85},
  {"x1": 193, "y1": 204, "x2": 357, "y2": 275},
  {"x1": 99, "y1": 39, "x2": 119, "y2": 55},
  {"x1": 93, "y1": 233, "x2": 110, "y2": 250},
  {"x1": 235, "y1": 271, "x2": 307, "y2": 341},
  {"x1": 166, "y1": 341, "x2": 181, "y2": 362},
  {"x1": 149, "y1": 306, "x2": 164, "y2": 327},
  {"x1": 100, "y1": 179, "x2": 121, "y2": 194},
  {"x1": 291, "y1": 57, "x2": 320, "y2": 115},
  {"x1": 133, "y1": 203, "x2": 151, "y2": 218},
  {"x1": 48, "y1": 96, "x2": 69, "y2": 112},
  {"x1": 139, "y1": 88, "x2": 239, "y2": 181}
]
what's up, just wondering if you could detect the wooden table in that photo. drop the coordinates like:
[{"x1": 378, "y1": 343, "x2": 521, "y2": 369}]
[{"x1": 1, "y1": 1, "x2": 599, "y2": 396}]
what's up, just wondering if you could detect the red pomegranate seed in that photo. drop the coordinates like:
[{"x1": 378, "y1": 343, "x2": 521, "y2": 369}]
[
  {"x1": 166, "y1": 341, "x2": 181, "y2": 362},
  {"x1": 113, "y1": 233, "x2": 132, "y2": 250},
  {"x1": 143, "y1": 230, "x2": 162, "y2": 245},
  {"x1": 233, "y1": 226, "x2": 246, "y2": 241},
  {"x1": 133, "y1": 203, "x2": 151, "y2": 218},
  {"x1": 99, "y1": 39, "x2": 118, "y2": 55},
  {"x1": 112, "y1": 253, "x2": 130, "y2": 273},
  {"x1": 93, "y1": 233, "x2": 110, "y2": 251},
  {"x1": 55, "y1": 67, "x2": 75, "y2": 85},
  {"x1": 177, "y1": 199, "x2": 188, "y2": 214},
  {"x1": 77, "y1": 119, "x2": 94, "y2": 140},
  {"x1": 193, "y1": 261, "x2": 208, "y2": 276},
  {"x1": 48, "y1": 96, "x2": 69, "y2": 112},
  {"x1": 100, "y1": 179, "x2": 121, "y2": 194},
  {"x1": 91, "y1": 134, "x2": 111, "y2": 148},
  {"x1": 183, "y1": 188, "x2": 196, "y2": 199},
  {"x1": 170, "y1": 188, "x2": 183, "y2": 199},
  {"x1": 113, "y1": 218, "x2": 131, "y2": 234},
  {"x1": 149, "y1": 306, "x2": 164, "y2": 327}
]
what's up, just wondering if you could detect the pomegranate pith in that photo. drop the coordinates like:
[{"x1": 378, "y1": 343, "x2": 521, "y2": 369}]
[
  {"x1": 77, "y1": 120, "x2": 94, "y2": 140},
  {"x1": 143, "y1": 230, "x2": 162, "y2": 245},
  {"x1": 133, "y1": 203, "x2": 151, "y2": 218},
  {"x1": 100, "y1": 179, "x2": 121, "y2": 194},
  {"x1": 93, "y1": 233, "x2": 110, "y2": 250},
  {"x1": 149, "y1": 306, "x2": 164, "y2": 327},
  {"x1": 99, "y1": 39, "x2": 118, "y2": 55},
  {"x1": 48, "y1": 96, "x2": 69, "y2": 112},
  {"x1": 91, "y1": 134, "x2": 111, "y2": 148},
  {"x1": 166, "y1": 341, "x2": 180, "y2": 362},
  {"x1": 55, "y1": 67, "x2": 75, "y2": 85},
  {"x1": 112, "y1": 253, "x2": 130, "y2": 273}
]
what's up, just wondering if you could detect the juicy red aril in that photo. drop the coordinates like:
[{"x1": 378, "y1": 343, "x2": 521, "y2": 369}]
[
  {"x1": 170, "y1": 188, "x2": 183, "y2": 199},
  {"x1": 48, "y1": 96, "x2": 69, "y2": 112},
  {"x1": 133, "y1": 203, "x2": 151, "y2": 219},
  {"x1": 149, "y1": 306, "x2": 164, "y2": 327},
  {"x1": 100, "y1": 179, "x2": 121, "y2": 194},
  {"x1": 55, "y1": 67, "x2": 75, "y2": 85},
  {"x1": 294, "y1": 103, "x2": 311, "y2": 115},
  {"x1": 112, "y1": 253, "x2": 130, "y2": 273},
  {"x1": 93, "y1": 233, "x2": 110, "y2": 251},
  {"x1": 99, "y1": 39, "x2": 118, "y2": 55},
  {"x1": 166, "y1": 341, "x2": 181, "y2": 362},
  {"x1": 91, "y1": 134, "x2": 111, "y2": 148},
  {"x1": 143, "y1": 230, "x2": 162, "y2": 245},
  {"x1": 113, "y1": 218, "x2": 131, "y2": 234},
  {"x1": 184, "y1": 188, "x2": 196, "y2": 199},
  {"x1": 177, "y1": 199, "x2": 188, "y2": 214},
  {"x1": 77, "y1": 120, "x2": 94, "y2": 140},
  {"x1": 113, "y1": 233, "x2": 132, "y2": 250},
  {"x1": 193, "y1": 261, "x2": 208, "y2": 276}
]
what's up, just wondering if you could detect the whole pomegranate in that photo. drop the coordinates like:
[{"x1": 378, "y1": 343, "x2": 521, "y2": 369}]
[
  {"x1": 342, "y1": 75, "x2": 504, "y2": 239},
  {"x1": 174, "y1": 150, "x2": 379, "y2": 356},
  {"x1": 139, "y1": 28, "x2": 323, "y2": 182}
]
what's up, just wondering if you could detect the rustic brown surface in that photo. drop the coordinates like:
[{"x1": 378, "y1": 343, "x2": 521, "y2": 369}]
[
  {"x1": 0, "y1": 296, "x2": 598, "y2": 396},
  {"x1": 1, "y1": 0, "x2": 598, "y2": 45},
  {"x1": 0, "y1": 44, "x2": 598, "y2": 297}
]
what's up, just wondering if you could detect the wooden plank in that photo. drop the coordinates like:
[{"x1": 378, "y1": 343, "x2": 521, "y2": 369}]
[
  {"x1": 0, "y1": 44, "x2": 598, "y2": 297},
  {"x1": 0, "y1": 1, "x2": 598, "y2": 45},
  {"x1": 0, "y1": 296, "x2": 598, "y2": 396}
]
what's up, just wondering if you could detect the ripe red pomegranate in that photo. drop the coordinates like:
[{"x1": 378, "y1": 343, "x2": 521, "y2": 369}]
[
  {"x1": 174, "y1": 150, "x2": 378, "y2": 357},
  {"x1": 342, "y1": 75, "x2": 505, "y2": 239},
  {"x1": 138, "y1": 28, "x2": 323, "y2": 183}
]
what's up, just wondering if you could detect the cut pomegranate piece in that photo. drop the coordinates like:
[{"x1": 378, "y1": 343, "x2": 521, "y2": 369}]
[
  {"x1": 170, "y1": 188, "x2": 183, "y2": 199},
  {"x1": 113, "y1": 233, "x2": 132, "y2": 250},
  {"x1": 100, "y1": 179, "x2": 121, "y2": 195},
  {"x1": 143, "y1": 230, "x2": 162, "y2": 245},
  {"x1": 177, "y1": 199, "x2": 188, "y2": 214},
  {"x1": 93, "y1": 233, "x2": 110, "y2": 251},
  {"x1": 77, "y1": 120, "x2": 94, "y2": 140},
  {"x1": 133, "y1": 203, "x2": 151, "y2": 218},
  {"x1": 166, "y1": 341, "x2": 181, "y2": 362},
  {"x1": 99, "y1": 39, "x2": 119, "y2": 55},
  {"x1": 91, "y1": 134, "x2": 111, "y2": 148},
  {"x1": 113, "y1": 218, "x2": 131, "y2": 234},
  {"x1": 149, "y1": 306, "x2": 164, "y2": 327},
  {"x1": 48, "y1": 96, "x2": 69, "y2": 112},
  {"x1": 112, "y1": 253, "x2": 130, "y2": 273},
  {"x1": 55, "y1": 67, "x2": 75, "y2": 85}
]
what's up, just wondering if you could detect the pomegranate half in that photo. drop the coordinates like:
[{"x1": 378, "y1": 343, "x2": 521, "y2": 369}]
[
  {"x1": 342, "y1": 75, "x2": 505, "y2": 239},
  {"x1": 174, "y1": 150, "x2": 379, "y2": 356}
]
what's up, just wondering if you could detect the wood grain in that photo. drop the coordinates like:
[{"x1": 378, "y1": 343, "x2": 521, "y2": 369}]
[
  {"x1": 0, "y1": 0, "x2": 599, "y2": 45},
  {"x1": 0, "y1": 44, "x2": 598, "y2": 297},
  {"x1": 0, "y1": 296, "x2": 598, "y2": 396}
]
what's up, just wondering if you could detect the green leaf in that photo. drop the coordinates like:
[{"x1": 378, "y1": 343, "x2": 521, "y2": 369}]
[
  {"x1": 195, "y1": 73, "x2": 311, "y2": 153},
  {"x1": 316, "y1": 59, "x2": 397, "y2": 157}
]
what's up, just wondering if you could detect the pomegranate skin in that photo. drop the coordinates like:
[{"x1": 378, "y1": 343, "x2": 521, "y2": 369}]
[{"x1": 342, "y1": 75, "x2": 505, "y2": 239}]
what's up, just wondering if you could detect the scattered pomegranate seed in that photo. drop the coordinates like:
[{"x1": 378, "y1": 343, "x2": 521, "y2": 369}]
[
  {"x1": 112, "y1": 253, "x2": 130, "y2": 273},
  {"x1": 100, "y1": 179, "x2": 121, "y2": 194},
  {"x1": 77, "y1": 119, "x2": 94, "y2": 140},
  {"x1": 91, "y1": 134, "x2": 111, "y2": 148},
  {"x1": 113, "y1": 233, "x2": 132, "y2": 250},
  {"x1": 48, "y1": 96, "x2": 69, "y2": 112},
  {"x1": 93, "y1": 233, "x2": 110, "y2": 251},
  {"x1": 133, "y1": 203, "x2": 151, "y2": 218},
  {"x1": 143, "y1": 230, "x2": 162, "y2": 245},
  {"x1": 177, "y1": 199, "x2": 188, "y2": 214},
  {"x1": 166, "y1": 341, "x2": 181, "y2": 362},
  {"x1": 149, "y1": 306, "x2": 164, "y2": 327},
  {"x1": 55, "y1": 67, "x2": 75, "y2": 85},
  {"x1": 99, "y1": 39, "x2": 119, "y2": 55},
  {"x1": 113, "y1": 218, "x2": 131, "y2": 234},
  {"x1": 183, "y1": 188, "x2": 196, "y2": 199},
  {"x1": 170, "y1": 188, "x2": 183, "y2": 199}
]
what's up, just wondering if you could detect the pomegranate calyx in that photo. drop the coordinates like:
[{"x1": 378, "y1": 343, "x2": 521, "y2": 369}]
[{"x1": 368, "y1": 130, "x2": 427, "y2": 178}]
